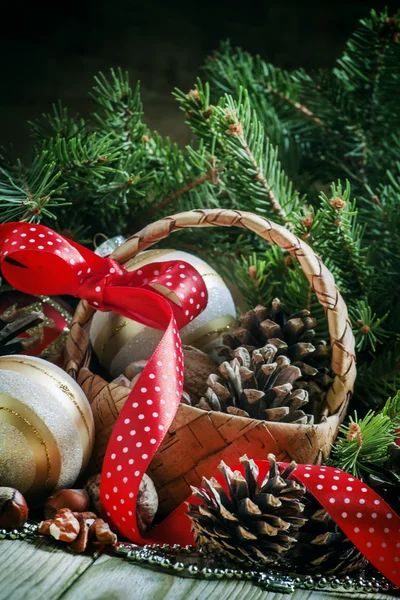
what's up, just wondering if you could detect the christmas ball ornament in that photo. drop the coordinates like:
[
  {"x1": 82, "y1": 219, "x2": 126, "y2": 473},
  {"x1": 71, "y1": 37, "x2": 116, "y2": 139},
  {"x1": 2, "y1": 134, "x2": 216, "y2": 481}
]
[
  {"x1": 90, "y1": 249, "x2": 236, "y2": 378},
  {"x1": 0, "y1": 290, "x2": 73, "y2": 366},
  {"x1": 94, "y1": 235, "x2": 126, "y2": 257},
  {"x1": 0, "y1": 355, "x2": 94, "y2": 504}
]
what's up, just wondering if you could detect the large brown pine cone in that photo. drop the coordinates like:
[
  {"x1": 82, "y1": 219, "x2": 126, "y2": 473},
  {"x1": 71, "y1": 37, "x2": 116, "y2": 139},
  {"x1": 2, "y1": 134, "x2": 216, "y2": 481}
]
[{"x1": 187, "y1": 454, "x2": 306, "y2": 567}]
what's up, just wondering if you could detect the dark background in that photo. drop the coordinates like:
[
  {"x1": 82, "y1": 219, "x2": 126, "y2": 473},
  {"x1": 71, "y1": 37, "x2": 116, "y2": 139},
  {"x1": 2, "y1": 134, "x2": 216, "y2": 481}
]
[{"x1": 1, "y1": 0, "x2": 398, "y2": 158}]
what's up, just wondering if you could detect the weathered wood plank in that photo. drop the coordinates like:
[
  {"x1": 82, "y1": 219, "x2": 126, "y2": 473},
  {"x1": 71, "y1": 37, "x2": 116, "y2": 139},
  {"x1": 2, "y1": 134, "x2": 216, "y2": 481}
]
[
  {"x1": 60, "y1": 553, "x2": 392, "y2": 600},
  {"x1": 0, "y1": 539, "x2": 395, "y2": 600},
  {"x1": 0, "y1": 537, "x2": 97, "y2": 600}
]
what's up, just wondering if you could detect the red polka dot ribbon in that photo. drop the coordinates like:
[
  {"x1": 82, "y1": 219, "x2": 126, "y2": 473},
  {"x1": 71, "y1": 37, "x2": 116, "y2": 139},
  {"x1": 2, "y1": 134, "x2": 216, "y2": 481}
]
[
  {"x1": 0, "y1": 221, "x2": 208, "y2": 541},
  {"x1": 1, "y1": 222, "x2": 400, "y2": 587},
  {"x1": 291, "y1": 463, "x2": 400, "y2": 587}
]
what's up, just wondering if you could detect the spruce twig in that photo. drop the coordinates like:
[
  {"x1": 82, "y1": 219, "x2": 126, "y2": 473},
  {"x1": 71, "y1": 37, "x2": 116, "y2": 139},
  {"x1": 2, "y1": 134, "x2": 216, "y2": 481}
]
[{"x1": 331, "y1": 394, "x2": 400, "y2": 478}]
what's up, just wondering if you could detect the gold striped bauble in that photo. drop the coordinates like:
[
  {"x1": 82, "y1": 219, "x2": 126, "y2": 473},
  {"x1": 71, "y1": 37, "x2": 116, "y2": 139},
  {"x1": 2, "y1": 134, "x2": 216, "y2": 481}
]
[{"x1": 0, "y1": 355, "x2": 94, "y2": 505}]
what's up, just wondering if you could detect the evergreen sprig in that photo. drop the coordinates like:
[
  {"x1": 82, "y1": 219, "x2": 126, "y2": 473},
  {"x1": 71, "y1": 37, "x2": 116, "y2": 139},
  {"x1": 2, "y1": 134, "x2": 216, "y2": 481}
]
[
  {"x1": 202, "y1": 9, "x2": 400, "y2": 412},
  {"x1": 331, "y1": 393, "x2": 400, "y2": 478},
  {"x1": 349, "y1": 300, "x2": 389, "y2": 352}
]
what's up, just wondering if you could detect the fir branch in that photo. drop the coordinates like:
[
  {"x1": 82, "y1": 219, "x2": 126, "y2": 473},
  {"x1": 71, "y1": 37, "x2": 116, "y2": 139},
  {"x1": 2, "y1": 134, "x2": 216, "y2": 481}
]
[
  {"x1": 355, "y1": 343, "x2": 400, "y2": 408},
  {"x1": 48, "y1": 134, "x2": 119, "y2": 183},
  {"x1": 224, "y1": 247, "x2": 290, "y2": 309},
  {"x1": 175, "y1": 83, "x2": 301, "y2": 225},
  {"x1": 90, "y1": 69, "x2": 146, "y2": 150},
  {"x1": 382, "y1": 391, "x2": 400, "y2": 426},
  {"x1": 307, "y1": 181, "x2": 369, "y2": 303},
  {"x1": 223, "y1": 107, "x2": 288, "y2": 221},
  {"x1": 30, "y1": 101, "x2": 87, "y2": 146},
  {"x1": 331, "y1": 408, "x2": 397, "y2": 478},
  {"x1": 204, "y1": 10, "x2": 400, "y2": 197}
]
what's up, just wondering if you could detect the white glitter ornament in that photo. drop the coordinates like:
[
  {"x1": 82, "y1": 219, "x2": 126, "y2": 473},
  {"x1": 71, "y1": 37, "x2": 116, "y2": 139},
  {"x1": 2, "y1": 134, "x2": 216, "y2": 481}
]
[
  {"x1": 90, "y1": 249, "x2": 236, "y2": 378},
  {"x1": 0, "y1": 355, "x2": 94, "y2": 505}
]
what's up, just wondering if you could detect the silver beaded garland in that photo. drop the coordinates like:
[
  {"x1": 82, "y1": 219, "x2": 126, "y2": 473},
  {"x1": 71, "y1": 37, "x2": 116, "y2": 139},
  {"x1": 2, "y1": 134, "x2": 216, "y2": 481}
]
[
  {"x1": 3, "y1": 523, "x2": 397, "y2": 595},
  {"x1": 111, "y1": 541, "x2": 397, "y2": 595}
]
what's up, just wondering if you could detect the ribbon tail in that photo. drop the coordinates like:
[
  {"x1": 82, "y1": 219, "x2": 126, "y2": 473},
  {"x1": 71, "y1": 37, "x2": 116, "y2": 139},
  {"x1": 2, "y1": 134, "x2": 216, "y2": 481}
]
[
  {"x1": 291, "y1": 464, "x2": 400, "y2": 588},
  {"x1": 100, "y1": 304, "x2": 184, "y2": 543}
]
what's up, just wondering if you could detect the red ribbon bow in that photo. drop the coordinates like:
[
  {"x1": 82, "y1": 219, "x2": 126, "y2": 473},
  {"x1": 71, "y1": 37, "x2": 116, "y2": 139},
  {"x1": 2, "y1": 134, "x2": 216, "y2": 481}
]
[
  {"x1": 0, "y1": 222, "x2": 399, "y2": 587},
  {"x1": 0, "y1": 221, "x2": 208, "y2": 541}
]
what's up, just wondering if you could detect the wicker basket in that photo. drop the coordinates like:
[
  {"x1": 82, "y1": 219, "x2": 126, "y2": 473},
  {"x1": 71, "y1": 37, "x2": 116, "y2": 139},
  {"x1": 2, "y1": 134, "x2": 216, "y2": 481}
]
[{"x1": 65, "y1": 209, "x2": 356, "y2": 517}]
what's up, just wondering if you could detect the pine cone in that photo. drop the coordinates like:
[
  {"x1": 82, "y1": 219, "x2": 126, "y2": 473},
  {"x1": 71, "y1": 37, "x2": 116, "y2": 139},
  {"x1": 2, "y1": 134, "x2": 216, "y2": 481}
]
[
  {"x1": 287, "y1": 492, "x2": 367, "y2": 575},
  {"x1": 187, "y1": 454, "x2": 307, "y2": 567},
  {"x1": 364, "y1": 443, "x2": 400, "y2": 514},
  {"x1": 199, "y1": 344, "x2": 314, "y2": 424},
  {"x1": 0, "y1": 308, "x2": 44, "y2": 356},
  {"x1": 188, "y1": 454, "x2": 365, "y2": 575},
  {"x1": 222, "y1": 299, "x2": 333, "y2": 417}
]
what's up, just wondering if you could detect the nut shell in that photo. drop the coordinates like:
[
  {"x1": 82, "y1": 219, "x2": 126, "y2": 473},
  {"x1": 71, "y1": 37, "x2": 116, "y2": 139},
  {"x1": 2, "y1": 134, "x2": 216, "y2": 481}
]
[
  {"x1": 84, "y1": 472, "x2": 158, "y2": 533},
  {"x1": 0, "y1": 487, "x2": 28, "y2": 529},
  {"x1": 44, "y1": 489, "x2": 89, "y2": 519},
  {"x1": 89, "y1": 518, "x2": 117, "y2": 545},
  {"x1": 68, "y1": 514, "x2": 90, "y2": 553},
  {"x1": 84, "y1": 474, "x2": 101, "y2": 514},
  {"x1": 183, "y1": 346, "x2": 219, "y2": 401},
  {"x1": 137, "y1": 474, "x2": 159, "y2": 534},
  {"x1": 48, "y1": 508, "x2": 80, "y2": 542}
]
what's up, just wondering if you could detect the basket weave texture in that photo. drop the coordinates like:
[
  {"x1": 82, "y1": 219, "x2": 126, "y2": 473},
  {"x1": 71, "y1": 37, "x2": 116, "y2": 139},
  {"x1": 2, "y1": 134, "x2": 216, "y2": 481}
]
[{"x1": 65, "y1": 209, "x2": 356, "y2": 517}]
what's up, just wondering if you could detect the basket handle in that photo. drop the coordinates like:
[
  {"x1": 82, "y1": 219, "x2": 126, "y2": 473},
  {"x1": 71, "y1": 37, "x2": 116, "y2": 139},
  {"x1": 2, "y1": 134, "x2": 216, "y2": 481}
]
[{"x1": 111, "y1": 209, "x2": 356, "y2": 416}]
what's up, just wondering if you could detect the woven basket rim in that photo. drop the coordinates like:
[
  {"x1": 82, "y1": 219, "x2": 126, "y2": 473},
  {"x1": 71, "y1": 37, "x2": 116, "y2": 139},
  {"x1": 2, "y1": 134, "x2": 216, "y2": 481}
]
[
  {"x1": 110, "y1": 208, "x2": 356, "y2": 417},
  {"x1": 65, "y1": 208, "x2": 356, "y2": 425}
]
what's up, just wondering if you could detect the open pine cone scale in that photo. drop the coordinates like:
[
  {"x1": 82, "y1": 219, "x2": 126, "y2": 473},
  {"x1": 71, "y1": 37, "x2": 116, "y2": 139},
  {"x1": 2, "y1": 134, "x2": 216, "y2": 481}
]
[{"x1": 223, "y1": 301, "x2": 324, "y2": 357}]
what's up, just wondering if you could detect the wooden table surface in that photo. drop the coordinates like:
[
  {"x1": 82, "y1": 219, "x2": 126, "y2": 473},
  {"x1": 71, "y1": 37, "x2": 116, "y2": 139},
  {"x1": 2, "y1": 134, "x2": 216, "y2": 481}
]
[{"x1": 0, "y1": 537, "x2": 395, "y2": 600}]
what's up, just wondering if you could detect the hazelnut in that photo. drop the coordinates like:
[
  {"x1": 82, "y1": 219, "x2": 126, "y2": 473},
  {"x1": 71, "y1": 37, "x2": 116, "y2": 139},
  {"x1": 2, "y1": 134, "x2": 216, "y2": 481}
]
[
  {"x1": 136, "y1": 474, "x2": 159, "y2": 534},
  {"x1": 44, "y1": 489, "x2": 89, "y2": 519},
  {"x1": 0, "y1": 487, "x2": 28, "y2": 529},
  {"x1": 84, "y1": 472, "x2": 158, "y2": 533}
]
